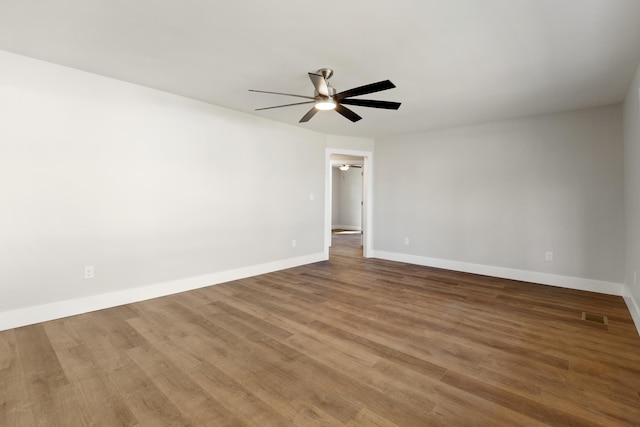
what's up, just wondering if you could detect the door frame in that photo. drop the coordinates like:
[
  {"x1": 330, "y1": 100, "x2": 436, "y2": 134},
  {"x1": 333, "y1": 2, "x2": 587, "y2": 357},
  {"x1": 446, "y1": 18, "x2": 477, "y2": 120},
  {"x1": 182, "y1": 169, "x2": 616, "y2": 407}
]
[{"x1": 324, "y1": 148, "x2": 374, "y2": 259}]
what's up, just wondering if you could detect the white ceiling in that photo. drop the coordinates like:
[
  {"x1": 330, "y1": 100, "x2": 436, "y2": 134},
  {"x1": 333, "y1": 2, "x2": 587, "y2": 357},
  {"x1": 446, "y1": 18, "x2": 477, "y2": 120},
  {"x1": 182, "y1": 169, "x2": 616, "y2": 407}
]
[{"x1": 1, "y1": 0, "x2": 639, "y2": 139}]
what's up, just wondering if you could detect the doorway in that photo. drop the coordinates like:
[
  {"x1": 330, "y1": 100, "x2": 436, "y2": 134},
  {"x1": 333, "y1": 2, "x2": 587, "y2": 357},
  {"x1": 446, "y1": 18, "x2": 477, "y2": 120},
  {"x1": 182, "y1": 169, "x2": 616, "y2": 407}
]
[{"x1": 324, "y1": 149, "x2": 373, "y2": 259}]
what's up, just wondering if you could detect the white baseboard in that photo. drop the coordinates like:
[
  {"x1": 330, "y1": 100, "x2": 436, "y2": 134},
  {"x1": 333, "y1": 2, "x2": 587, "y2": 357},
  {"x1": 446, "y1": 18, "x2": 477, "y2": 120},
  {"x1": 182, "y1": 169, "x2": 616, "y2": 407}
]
[
  {"x1": 623, "y1": 285, "x2": 640, "y2": 335},
  {"x1": 5, "y1": 250, "x2": 636, "y2": 336},
  {"x1": 376, "y1": 249, "x2": 640, "y2": 335},
  {"x1": 371, "y1": 250, "x2": 624, "y2": 296},
  {"x1": 332, "y1": 225, "x2": 361, "y2": 231},
  {"x1": 0, "y1": 252, "x2": 327, "y2": 332}
]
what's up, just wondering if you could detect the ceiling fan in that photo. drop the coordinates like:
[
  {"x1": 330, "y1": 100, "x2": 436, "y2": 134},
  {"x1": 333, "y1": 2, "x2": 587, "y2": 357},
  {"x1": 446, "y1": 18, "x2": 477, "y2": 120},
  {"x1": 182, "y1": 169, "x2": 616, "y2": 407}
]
[
  {"x1": 337, "y1": 164, "x2": 362, "y2": 171},
  {"x1": 249, "y1": 68, "x2": 401, "y2": 123}
]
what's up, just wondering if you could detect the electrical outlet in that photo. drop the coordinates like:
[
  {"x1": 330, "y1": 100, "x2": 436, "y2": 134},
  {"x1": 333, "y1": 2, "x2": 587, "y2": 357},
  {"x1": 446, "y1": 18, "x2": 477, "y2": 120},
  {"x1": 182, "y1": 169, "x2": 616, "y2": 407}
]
[
  {"x1": 545, "y1": 251, "x2": 553, "y2": 262},
  {"x1": 84, "y1": 265, "x2": 94, "y2": 279},
  {"x1": 404, "y1": 237, "x2": 410, "y2": 245},
  {"x1": 292, "y1": 240, "x2": 297, "y2": 248},
  {"x1": 309, "y1": 193, "x2": 314, "y2": 201}
]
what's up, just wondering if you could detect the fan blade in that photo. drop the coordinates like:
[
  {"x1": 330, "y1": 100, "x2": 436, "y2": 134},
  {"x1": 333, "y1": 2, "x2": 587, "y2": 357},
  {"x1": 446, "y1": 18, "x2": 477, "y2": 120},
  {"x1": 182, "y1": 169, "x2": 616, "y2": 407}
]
[
  {"x1": 255, "y1": 101, "x2": 314, "y2": 111},
  {"x1": 336, "y1": 80, "x2": 396, "y2": 100},
  {"x1": 249, "y1": 89, "x2": 314, "y2": 100},
  {"x1": 308, "y1": 73, "x2": 329, "y2": 96},
  {"x1": 340, "y1": 99, "x2": 401, "y2": 110},
  {"x1": 335, "y1": 104, "x2": 362, "y2": 122},
  {"x1": 299, "y1": 107, "x2": 319, "y2": 123}
]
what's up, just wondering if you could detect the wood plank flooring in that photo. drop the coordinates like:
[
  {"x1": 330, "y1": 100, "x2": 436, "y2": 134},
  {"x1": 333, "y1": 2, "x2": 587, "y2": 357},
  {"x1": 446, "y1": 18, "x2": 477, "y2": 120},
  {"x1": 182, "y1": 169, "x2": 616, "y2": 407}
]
[{"x1": 1, "y1": 233, "x2": 639, "y2": 426}]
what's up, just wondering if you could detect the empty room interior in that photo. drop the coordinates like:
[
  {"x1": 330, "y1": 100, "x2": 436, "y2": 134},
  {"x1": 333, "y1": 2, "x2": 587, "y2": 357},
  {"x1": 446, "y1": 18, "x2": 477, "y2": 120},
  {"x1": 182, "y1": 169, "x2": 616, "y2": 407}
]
[{"x1": 2, "y1": 1, "x2": 640, "y2": 425}]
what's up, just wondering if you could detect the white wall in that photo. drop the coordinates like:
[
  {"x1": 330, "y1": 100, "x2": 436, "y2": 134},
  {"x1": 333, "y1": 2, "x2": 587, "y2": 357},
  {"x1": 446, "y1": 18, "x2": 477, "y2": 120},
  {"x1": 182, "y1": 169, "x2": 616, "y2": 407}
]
[
  {"x1": 331, "y1": 167, "x2": 340, "y2": 226},
  {"x1": 623, "y1": 61, "x2": 640, "y2": 330},
  {"x1": 2, "y1": 48, "x2": 635, "y2": 330},
  {"x1": 326, "y1": 135, "x2": 374, "y2": 152},
  {"x1": 374, "y1": 105, "x2": 624, "y2": 294},
  {"x1": 0, "y1": 51, "x2": 326, "y2": 327},
  {"x1": 332, "y1": 167, "x2": 362, "y2": 230}
]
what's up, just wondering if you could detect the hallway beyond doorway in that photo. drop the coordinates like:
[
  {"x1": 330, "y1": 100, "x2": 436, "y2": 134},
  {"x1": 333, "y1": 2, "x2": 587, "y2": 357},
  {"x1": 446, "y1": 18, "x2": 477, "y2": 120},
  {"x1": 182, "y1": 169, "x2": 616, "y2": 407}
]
[{"x1": 330, "y1": 230, "x2": 363, "y2": 258}]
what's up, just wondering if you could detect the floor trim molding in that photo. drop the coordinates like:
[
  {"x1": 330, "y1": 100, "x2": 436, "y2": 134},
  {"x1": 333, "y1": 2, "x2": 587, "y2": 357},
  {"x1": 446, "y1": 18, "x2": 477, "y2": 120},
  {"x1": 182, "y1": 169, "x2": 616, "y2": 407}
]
[
  {"x1": 331, "y1": 225, "x2": 362, "y2": 231},
  {"x1": 623, "y1": 285, "x2": 640, "y2": 335},
  {"x1": 374, "y1": 250, "x2": 640, "y2": 335},
  {"x1": 371, "y1": 250, "x2": 624, "y2": 296},
  {"x1": 0, "y1": 252, "x2": 327, "y2": 332}
]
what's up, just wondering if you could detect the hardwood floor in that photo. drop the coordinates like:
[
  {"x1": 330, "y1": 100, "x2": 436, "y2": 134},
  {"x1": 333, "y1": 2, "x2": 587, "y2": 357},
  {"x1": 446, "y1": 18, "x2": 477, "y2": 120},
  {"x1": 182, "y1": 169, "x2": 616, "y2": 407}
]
[{"x1": 2, "y1": 233, "x2": 639, "y2": 426}]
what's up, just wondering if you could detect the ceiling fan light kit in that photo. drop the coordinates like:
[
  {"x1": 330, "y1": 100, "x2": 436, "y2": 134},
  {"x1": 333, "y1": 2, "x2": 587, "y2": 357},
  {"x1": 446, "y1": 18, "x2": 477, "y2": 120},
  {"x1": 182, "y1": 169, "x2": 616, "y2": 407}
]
[
  {"x1": 315, "y1": 97, "x2": 336, "y2": 110},
  {"x1": 250, "y1": 68, "x2": 401, "y2": 123}
]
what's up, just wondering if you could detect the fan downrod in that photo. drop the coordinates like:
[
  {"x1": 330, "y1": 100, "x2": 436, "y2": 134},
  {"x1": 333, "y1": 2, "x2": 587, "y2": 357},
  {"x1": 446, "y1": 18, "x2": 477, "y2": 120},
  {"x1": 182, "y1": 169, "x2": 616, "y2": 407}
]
[{"x1": 317, "y1": 68, "x2": 333, "y2": 80}]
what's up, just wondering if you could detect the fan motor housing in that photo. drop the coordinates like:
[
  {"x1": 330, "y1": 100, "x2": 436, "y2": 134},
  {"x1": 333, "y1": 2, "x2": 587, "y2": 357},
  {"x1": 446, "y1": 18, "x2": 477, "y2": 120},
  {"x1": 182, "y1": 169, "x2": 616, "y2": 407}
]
[{"x1": 315, "y1": 86, "x2": 336, "y2": 99}]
